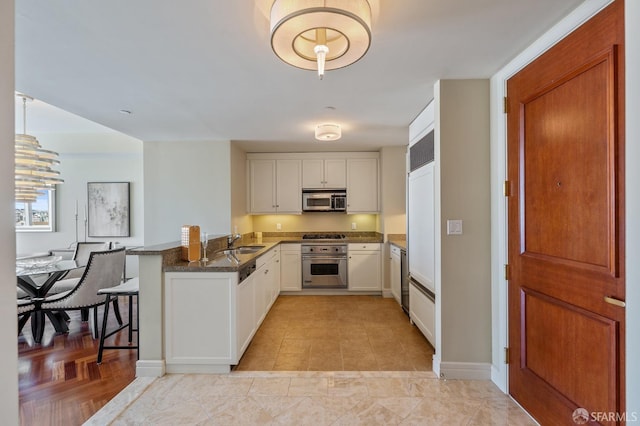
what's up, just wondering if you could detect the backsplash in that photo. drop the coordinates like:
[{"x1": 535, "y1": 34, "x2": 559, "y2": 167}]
[{"x1": 252, "y1": 213, "x2": 378, "y2": 233}]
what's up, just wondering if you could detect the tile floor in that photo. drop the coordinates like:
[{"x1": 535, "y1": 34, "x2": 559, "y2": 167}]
[
  {"x1": 234, "y1": 295, "x2": 434, "y2": 372},
  {"x1": 86, "y1": 296, "x2": 536, "y2": 425},
  {"x1": 91, "y1": 372, "x2": 536, "y2": 425}
]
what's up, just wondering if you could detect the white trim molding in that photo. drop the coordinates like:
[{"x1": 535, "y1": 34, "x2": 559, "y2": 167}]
[
  {"x1": 135, "y1": 360, "x2": 166, "y2": 377},
  {"x1": 435, "y1": 360, "x2": 492, "y2": 381}
]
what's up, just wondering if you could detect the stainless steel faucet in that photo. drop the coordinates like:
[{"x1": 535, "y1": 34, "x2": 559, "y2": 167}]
[{"x1": 227, "y1": 233, "x2": 241, "y2": 248}]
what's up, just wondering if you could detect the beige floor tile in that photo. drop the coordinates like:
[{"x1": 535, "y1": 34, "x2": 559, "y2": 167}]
[
  {"x1": 288, "y1": 377, "x2": 329, "y2": 396},
  {"x1": 248, "y1": 377, "x2": 291, "y2": 396},
  {"x1": 273, "y1": 354, "x2": 309, "y2": 371}
]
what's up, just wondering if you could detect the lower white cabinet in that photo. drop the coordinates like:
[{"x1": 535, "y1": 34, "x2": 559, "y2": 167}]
[
  {"x1": 163, "y1": 246, "x2": 281, "y2": 373},
  {"x1": 348, "y1": 243, "x2": 382, "y2": 291},
  {"x1": 280, "y1": 244, "x2": 301, "y2": 291},
  {"x1": 164, "y1": 272, "x2": 238, "y2": 370},
  {"x1": 236, "y1": 273, "x2": 255, "y2": 357},
  {"x1": 409, "y1": 282, "x2": 435, "y2": 347},
  {"x1": 390, "y1": 245, "x2": 401, "y2": 304}
]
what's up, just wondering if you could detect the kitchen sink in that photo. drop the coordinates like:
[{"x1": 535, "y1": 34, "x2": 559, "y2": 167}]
[
  {"x1": 236, "y1": 245, "x2": 265, "y2": 254},
  {"x1": 220, "y1": 245, "x2": 266, "y2": 256}
]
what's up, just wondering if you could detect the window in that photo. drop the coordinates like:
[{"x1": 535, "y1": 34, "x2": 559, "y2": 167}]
[{"x1": 15, "y1": 190, "x2": 56, "y2": 232}]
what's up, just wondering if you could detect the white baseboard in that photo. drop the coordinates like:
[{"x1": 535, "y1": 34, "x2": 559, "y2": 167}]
[
  {"x1": 165, "y1": 364, "x2": 231, "y2": 374},
  {"x1": 136, "y1": 360, "x2": 166, "y2": 377},
  {"x1": 434, "y1": 359, "x2": 492, "y2": 380},
  {"x1": 491, "y1": 364, "x2": 508, "y2": 393}
]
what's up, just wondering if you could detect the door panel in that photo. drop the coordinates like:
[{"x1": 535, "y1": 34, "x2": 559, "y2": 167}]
[{"x1": 507, "y1": 1, "x2": 625, "y2": 424}]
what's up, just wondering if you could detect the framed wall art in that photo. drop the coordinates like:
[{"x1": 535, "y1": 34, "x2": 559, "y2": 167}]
[{"x1": 87, "y1": 182, "x2": 130, "y2": 237}]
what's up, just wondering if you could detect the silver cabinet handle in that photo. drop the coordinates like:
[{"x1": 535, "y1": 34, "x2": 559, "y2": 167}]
[{"x1": 604, "y1": 296, "x2": 626, "y2": 308}]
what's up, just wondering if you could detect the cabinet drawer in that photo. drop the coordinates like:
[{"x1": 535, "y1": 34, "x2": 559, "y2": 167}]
[
  {"x1": 348, "y1": 243, "x2": 380, "y2": 251},
  {"x1": 280, "y1": 243, "x2": 301, "y2": 253}
]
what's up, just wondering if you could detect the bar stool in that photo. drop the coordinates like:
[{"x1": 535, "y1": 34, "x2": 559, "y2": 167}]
[{"x1": 97, "y1": 277, "x2": 139, "y2": 364}]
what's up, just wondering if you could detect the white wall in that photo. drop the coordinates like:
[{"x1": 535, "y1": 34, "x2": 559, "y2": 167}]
[
  {"x1": 16, "y1": 133, "x2": 144, "y2": 245},
  {"x1": 143, "y1": 140, "x2": 232, "y2": 245},
  {"x1": 625, "y1": 0, "x2": 640, "y2": 416},
  {"x1": 0, "y1": 0, "x2": 18, "y2": 423},
  {"x1": 435, "y1": 80, "x2": 492, "y2": 367}
]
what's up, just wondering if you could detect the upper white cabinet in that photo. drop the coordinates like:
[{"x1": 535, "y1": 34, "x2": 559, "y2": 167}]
[
  {"x1": 248, "y1": 158, "x2": 301, "y2": 214},
  {"x1": 346, "y1": 158, "x2": 379, "y2": 213},
  {"x1": 302, "y1": 158, "x2": 346, "y2": 189},
  {"x1": 247, "y1": 153, "x2": 379, "y2": 215}
]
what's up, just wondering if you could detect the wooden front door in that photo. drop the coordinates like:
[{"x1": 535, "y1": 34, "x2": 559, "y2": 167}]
[{"x1": 506, "y1": 2, "x2": 625, "y2": 424}]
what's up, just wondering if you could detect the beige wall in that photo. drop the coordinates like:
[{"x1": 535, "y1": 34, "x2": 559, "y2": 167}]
[
  {"x1": 435, "y1": 79, "x2": 491, "y2": 364},
  {"x1": 379, "y1": 146, "x2": 407, "y2": 237},
  {"x1": 252, "y1": 213, "x2": 377, "y2": 233},
  {"x1": 230, "y1": 143, "x2": 253, "y2": 236},
  {"x1": 143, "y1": 140, "x2": 231, "y2": 245}
]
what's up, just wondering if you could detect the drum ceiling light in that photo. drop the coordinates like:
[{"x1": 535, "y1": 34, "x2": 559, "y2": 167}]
[
  {"x1": 315, "y1": 123, "x2": 341, "y2": 141},
  {"x1": 15, "y1": 94, "x2": 63, "y2": 203},
  {"x1": 270, "y1": 0, "x2": 372, "y2": 80}
]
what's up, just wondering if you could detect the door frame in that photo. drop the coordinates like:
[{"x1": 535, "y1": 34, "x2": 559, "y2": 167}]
[{"x1": 489, "y1": 0, "x2": 614, "y2": 392}]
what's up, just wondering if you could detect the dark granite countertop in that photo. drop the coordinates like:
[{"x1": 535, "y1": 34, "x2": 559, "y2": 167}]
[
  {"x1": 389, "y1": 240, "x2": 407, "y2": 251},
  {"x1": 130, "y1": 232, "x2": 384, "y2": 273}
]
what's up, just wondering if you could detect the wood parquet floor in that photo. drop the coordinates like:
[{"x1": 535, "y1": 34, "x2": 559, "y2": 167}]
[{"x1": 18, "y1": 298, "x2": 137, "y2": 426}]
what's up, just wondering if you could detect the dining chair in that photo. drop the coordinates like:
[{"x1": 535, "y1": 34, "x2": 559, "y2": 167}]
[
  {"x1": 48, "y1": 242, "x2": 123, "y2": 325},
  {"x1": 17, "y1": 299, "x2": 35, "y2": 334},
  {"x1": 38, "y1": 248, "x2": 126, "y2": 339}
]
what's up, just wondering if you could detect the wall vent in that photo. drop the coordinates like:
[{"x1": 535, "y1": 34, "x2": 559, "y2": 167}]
[{"x1": 410, "y1": 130, "x2": 434, "y2": 171}]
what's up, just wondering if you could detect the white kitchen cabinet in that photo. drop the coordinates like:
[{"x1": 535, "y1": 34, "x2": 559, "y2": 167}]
[
  {"x1": 390, "y1": 245, "x2": 402, "y2": 304},
  {"x1": 164, "y1": 272, "x2": 238, "y2": 370},
  {"x1": 346, "y1": 158, "x2": 379, "y2": 213},
  {"x1": 236, "y1": 272, "x2": 255, "y2": 357},
  {"x1": 280, "y1": 244, "x2": 301, "y2": 291},
  {"x1": 302, "y1": 158, "x2": 346, "y2": 189},
  {"x1": 248, "y1": 159, "x2": 301, "y2": 214},
  {"x1": 348, "y1": 243, "x2": 382, "y2": 291}
]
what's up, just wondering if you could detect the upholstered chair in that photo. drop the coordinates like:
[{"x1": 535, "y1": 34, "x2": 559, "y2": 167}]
[{"x1": 38, "y1": 248, "x2": 125, "y2": 339}]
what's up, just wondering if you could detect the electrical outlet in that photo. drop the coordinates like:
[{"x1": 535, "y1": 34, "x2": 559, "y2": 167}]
[
  {"x1": 351, "y1": 222, "x2": 357, "y2": 230},
  {"x1": 276, "y1": 223, "x2": 282, "y2": 230}
]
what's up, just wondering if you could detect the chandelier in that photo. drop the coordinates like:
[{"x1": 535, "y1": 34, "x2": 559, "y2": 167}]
[
  {"x1": 270, "y1": 0, "x2": 372, "y2": 79},
  {"x1": 15, "y1": 94, "x2": 63, "y2": 202}
]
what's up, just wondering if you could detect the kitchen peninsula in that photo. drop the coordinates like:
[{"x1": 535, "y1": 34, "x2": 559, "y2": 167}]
[{"x1": 128, "y1": 232, "x2": 383, "y2": 376}]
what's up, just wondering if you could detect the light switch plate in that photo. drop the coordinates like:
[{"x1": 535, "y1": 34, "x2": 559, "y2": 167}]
[
  {"x1": 276, "y1": 223, "x2": 282, "y2": 230},
  {"x1": 447, "y1": 220, "x2": 463, "y2": 235}
]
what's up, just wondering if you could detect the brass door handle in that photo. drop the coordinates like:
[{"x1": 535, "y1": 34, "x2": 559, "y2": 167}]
[{"x1": 604, "y1": 296, "x2": 626, "y2": 308}]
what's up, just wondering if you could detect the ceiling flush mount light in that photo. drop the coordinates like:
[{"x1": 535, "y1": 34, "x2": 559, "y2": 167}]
[
  {"x1": 315, "y1": 123, "x2": 341, "y2": 141},
  {"x1": 270, "y1": 0, "x2": 372, "y2": 79},
  {"x1": 15, "y1": 94, "x2": 63, "y2": 202}
]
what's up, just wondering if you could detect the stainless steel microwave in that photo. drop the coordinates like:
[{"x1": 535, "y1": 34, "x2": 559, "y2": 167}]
[{"x1": 302, "y1": 190, "x2": 347, "y2": 212}]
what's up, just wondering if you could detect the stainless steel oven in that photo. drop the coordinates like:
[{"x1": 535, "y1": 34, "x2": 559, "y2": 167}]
[{"x1": 301, "y1": 244, "x2": 348, "y2": 288}]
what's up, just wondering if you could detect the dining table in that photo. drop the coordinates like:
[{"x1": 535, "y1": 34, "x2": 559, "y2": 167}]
[{"x1": 17, "y1": 257, "x2": 84, "y2": 343}]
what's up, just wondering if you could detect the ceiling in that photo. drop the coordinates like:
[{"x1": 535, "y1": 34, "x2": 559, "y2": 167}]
[{"x1": 15, "y1": 0, "x2": 585, "y2": 152}]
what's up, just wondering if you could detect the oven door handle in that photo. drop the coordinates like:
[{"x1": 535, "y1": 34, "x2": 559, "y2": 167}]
[{"x1": 302, "y1": 256, "x2": 347, "y2": 261}]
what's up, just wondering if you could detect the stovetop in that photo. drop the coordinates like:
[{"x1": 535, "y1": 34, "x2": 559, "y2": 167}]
[{"x1": 302, "y1": 233, "x2": 346, "y2": 240}]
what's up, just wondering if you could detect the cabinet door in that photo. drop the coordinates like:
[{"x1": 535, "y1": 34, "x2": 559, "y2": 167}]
[
  {"x1": 348, "y1": 250, "x2": 381, "y2": 291},
  {"x1": 302, "y1": 159, "x2": 324, "y2": 188},
  {"x1": 268, "y1": 250, "x2": 281, "y2": 306},
  {"x1": 276, "y1": 159, "x2": 302, "y2": 213},
  {"x1": 280, "y1": 245, "x2": 302, "y2": 291},
  {"x1": 236, "y1": 274, "x2": 255, "y2": 358},
  {"x1": 409, "y1": 283, "x2": 435, "y2": 347},
  {"x1": 255, "y1": 264, "x2": 270, "y2": 326},
  {"x1": 324, "y1": 159, "x2": 346, "y2": 188},
  {"x1": 346, "y1": 158, "x2": 379, "y2": 213},
  {"x1": 390, "y1": 249, "x2": 401, "y2": 303},
  {"x1": 249, "y1": 159, "x2": 276, "y2": 213}
]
